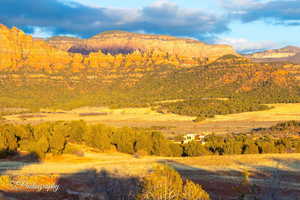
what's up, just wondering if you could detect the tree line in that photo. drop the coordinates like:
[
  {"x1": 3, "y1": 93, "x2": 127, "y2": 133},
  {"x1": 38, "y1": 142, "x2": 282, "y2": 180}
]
[
  {"x1": 0, "y1": 120, "x2": 181, "y2": 158},
  {"x1": 1, "y1": 120, "x2": 300, "y2": 159},
  {"x1": 156, "y1": 98, "x2": 270, "y2": 120}
]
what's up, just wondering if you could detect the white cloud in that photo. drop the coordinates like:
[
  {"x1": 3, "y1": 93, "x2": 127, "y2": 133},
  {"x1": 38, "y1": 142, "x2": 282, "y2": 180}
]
[
  {"x1": 215, "y1": 37, "x2": 279, "y2": 53},
  {"x1": 63, "y1": 0, "x2": 101, "y2": 8},
  {"x1": 29, "y1": 26, "x2": 54, "y2": 38},
  {"x1": 1, "y1": 0, "x2": 229, "y2": 40},
  {"x1": 219, "y1": 0, "x2": 271, "y2": 10},
  {"x1": 28, "y1": 26, "x2": 78, "y2": 38},
  {"x1": 151, "y1": 0, "x2": 177, "y2": 7},
  {"x1": 219, "y1": 0, "x2": 261, "y2": 10}
]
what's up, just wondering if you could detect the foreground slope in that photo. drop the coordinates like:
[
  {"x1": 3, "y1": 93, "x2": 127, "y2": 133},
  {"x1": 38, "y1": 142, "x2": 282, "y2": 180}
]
[{"x1": 1, "y1": 152, "x2": 300, "y2": 200}]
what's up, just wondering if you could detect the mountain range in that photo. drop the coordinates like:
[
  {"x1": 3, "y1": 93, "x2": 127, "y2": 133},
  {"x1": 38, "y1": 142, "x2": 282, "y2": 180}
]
[{"x1": 0, "y1": 25, "x2": 236, "y2": 73}]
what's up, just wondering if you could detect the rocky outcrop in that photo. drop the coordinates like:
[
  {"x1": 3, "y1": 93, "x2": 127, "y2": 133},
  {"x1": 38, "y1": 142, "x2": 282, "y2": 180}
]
[{"x1": 246, "y1": 46, "x2": 300, "y2": 64}]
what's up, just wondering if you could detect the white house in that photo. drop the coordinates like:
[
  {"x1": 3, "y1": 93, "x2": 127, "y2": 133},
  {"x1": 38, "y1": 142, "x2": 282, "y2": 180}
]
[{"x1": 182, "y1": 134, "x2": 206, "y2": 144}]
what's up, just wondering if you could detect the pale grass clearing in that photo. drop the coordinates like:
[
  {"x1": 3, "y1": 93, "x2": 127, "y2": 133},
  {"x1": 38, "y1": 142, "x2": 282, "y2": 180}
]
[
  {"x1": 207, "y1": 103, "x2": 300, "y2": 123},
  {"x1": 171, "y1": 153, "x2": 300, "y2": 173},
  {"x1": 5, "y1": 103, "x2": 300, "y2": 125},
  {"x1": 3, "y1": 106, "x2": 194, "y2": 124}
]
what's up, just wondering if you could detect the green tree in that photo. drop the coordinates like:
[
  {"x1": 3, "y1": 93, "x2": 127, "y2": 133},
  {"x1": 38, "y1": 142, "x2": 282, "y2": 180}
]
[
  {"x1": 151, "y1": 132, "x2": 172, "y2": 156},
  {"x1": 223, "y1": 141, "x2": 243, "y2": 155},
  {"x1": 184, "y1": 142, "x2": 209, "y2": 157},
  {"x1": 135, "y1": 132, "x2": 154, "y2": 155},
  {"x1": 243, "y1": 143, "x2": 259, "y2": 154},
  {"x1": 112, "y1": 127, "x2": 136, "y2": 154},
  {"x1": 48, "y1": 122, "x2": 69, "y2": 155},
  {"x1": 295, "y1": 141, "x2": 300, "y2": 153},
  {"x1": 32, "y1": 135, "x2": 49, "y2": 158},
  {"x1": 68, "y1": 120, "x2": 87, "y2": 143},
  {"x1": 0, "y1": 124, "x2": 18, "y2": 157},
  {"x1": 169, "y1": 143, "x2": 183, "y2": 157},
  {"x1": 85, "y1": 124, "x2": 112, "y2": 151},
  {"x1": 259, "y1": 142, "x2": 277, "y2": 154}
]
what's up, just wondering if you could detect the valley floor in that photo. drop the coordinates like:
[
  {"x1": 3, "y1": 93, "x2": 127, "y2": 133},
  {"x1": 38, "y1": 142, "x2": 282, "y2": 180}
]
[{"x1": 4, "y1": 103, "x2": 300, "y2": 135}]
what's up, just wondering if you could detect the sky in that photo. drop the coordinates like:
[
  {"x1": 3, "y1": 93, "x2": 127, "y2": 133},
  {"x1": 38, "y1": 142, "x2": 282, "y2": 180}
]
[{"x1": 0, "y1": 0, "x2": 300, "y2": 53}]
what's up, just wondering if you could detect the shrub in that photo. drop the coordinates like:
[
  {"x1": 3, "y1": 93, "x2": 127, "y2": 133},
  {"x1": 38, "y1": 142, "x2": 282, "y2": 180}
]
[
  {"x1": 193, "y1": 116, "x2": 206, "y2": 123},
  {"x1": 182, "y1": 180, "x2": 210, "y2": 200},
  {"x1": 138, "y1": 165, "x2": 210, "y2": 200},
  {"x1": 63, "y1": 143, "x2": 84, "y2": 156},
  {"x1": 138, "y1": 165, "x2": 183, "y2": 200},
  {"x1": 134, "y1": 149, "x2": 149, "y2": 158}
]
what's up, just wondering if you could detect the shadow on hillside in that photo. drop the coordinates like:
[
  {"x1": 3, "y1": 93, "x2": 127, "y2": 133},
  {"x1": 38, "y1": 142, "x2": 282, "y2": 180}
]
[
  {"x1": 1, "y1": 168, "x2": 142, "y2": 200},
  {"x1": 271, "y1": 157, "x2": 300, "y2": 171},
  {"x1": 0, "y1": 151, "x2": 41, "y2": 175},
  {"x1": 157, "y1": 158, "x2": 300, "y2": 200}
]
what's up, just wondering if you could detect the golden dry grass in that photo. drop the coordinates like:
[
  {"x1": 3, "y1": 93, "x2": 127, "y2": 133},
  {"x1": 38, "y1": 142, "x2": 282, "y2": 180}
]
[
  {"x1": 171, "y1": 153, "x2": 300, "y2": 172},
  {"x1": 1, "y1": 152, "x2": 300, "y2": 194},
  {"x1": 4, "y1": 106, "x2": 194, "y2": 123},
  {"x1": 1, "y1": 151, "x2": 299, "y2": 177},
  {"x1": 208, "y1": 103, "x2": 300, "y2": 122}
]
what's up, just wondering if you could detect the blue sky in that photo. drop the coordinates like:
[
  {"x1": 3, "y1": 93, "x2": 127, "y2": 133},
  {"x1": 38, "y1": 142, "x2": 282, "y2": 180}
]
[{"x1": 0, "y1": 0, "x2": 300, "y2": 53}]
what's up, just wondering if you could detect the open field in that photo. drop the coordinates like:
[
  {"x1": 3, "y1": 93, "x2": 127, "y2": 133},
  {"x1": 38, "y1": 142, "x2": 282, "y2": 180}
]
[
  {"x1": 4, "y1": 103, "x2": 300, "y2": 135},
  {"x1": 1, "y1": 152, "x2": 300, "y2": 200}
]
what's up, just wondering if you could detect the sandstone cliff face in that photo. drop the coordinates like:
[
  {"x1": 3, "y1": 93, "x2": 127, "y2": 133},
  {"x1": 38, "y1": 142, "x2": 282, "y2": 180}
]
[
  {"x1": 0, "y1": 24, "x2": 72, "y2": 72},
  {"x1": 47, "y1": 31, "x2": 237, "y2": 63},
  {"x1": 0, "y1": 25, "x2": 237, "y2": 73}
]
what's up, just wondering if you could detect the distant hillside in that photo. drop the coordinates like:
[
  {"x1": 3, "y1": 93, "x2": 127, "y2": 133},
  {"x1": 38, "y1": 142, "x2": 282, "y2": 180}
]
[
  {"x1": 1, "y1": 24, "x2": 300, "y2": 113},
  {"x1": 1, "y1": 52, "x2": 300, "y2": 111},
  {"x1": 246, "y1": 46, "x2": 300, "y2": 64}
]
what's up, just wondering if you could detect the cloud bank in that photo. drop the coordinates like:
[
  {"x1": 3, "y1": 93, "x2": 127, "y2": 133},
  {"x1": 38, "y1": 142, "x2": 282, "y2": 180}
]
[
  {"x1": 0, "y1": 0, "x2": 229, "y2": 40},
  {"x1": 1, "y1": 0, "x2": 299, "y2": 53},
  {"x1": 222, "y1": 0, "x2": 300, "y2": 25},
  {"x1": 216, "y1": 37, "x2": 279, "y2": 54}
]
